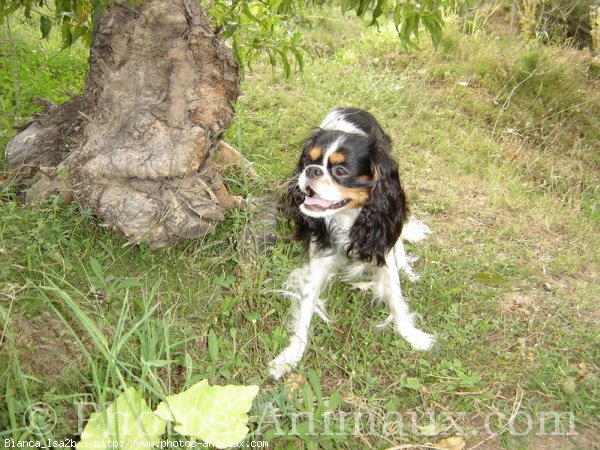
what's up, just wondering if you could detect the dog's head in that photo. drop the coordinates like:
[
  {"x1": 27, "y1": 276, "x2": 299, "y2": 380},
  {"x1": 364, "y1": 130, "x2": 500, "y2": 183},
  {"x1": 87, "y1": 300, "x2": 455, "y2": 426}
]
[{"x1": 288, "y1": 108, "x2": 408, "y2": 265}]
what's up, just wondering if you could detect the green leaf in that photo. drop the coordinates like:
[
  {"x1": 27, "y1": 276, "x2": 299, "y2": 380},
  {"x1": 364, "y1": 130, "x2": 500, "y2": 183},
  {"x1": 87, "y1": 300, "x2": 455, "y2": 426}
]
[
  {"x1": 408, "y1": 13, "x2": 421, "y2": 45},
  {"x1": 369, "y1": 0, "x2": 386, "y2": 26},
  {"x1": 307, "y1": 370, "x2": 322, "y2": 406},
  {"x1": 61, "y1": 23, "x2": 73, "y2": 48},
  {"x1": 265, "y1": 47, "x2": 277, "y2": 68},
  {"x1": 213, "y1": 274, "x2": 235, "y2": 288},
  {"x1": 326, "y1": 390, "x2": 343, "y2": 411},
  {"x1": 154, "y1": 380, "x2": 259, "y2": 448},
  {"x1": 341, "y1": 0, "x2": 359, "y2": 14},
  {"x1": 422, "y1": 12, "x2": 444, "y2": 47},
  {"x1": 356, "y1": 0, "x2": 372, "y2": 18},
  {"x1": 473, "y1": 272, "x2": 509, "y2": 285},
  {"x1": 91, "y1": 2, "x2": 106, "y2": 26},
  {"x1": 292, "y1": 48, "x2": 304, "y2": 74},
  {"x1": 208, "y1": 330, "x2": 219, "y2": 362},
  {"x1": 244, "y1": 311, "x2": 260, "y2": 323},
  {"x1": 241, "y1": 2, "x2": 258, "y2": 21},
  {"x1": 393, "y1": 5, "x2": 402, "y2": 29},
  {"x1": 301, "y1": 381, "x2": 314, "y2": 413},
  {"x1": 220, "y1": 296, "x2": 238, "y2": 316},
  {"x1": 404, "y1": 377, "x2": 421, "y2": 390},
  {"x1": 89, "y1": 256, "x2": 105, "y2": 285},
  {"x1": 40, "y1": 16, "x2": 53, "y2": 39},
  {"x1": 279, "y1": 49, "x2": 291, "y2": 78},
  {"x1": 77, "y1": 387, "x2": 166, "y2": 449},
  {"x1": 143, "y1": 359, "x2": 170, "y2": 368},
  {"x1": 417, "y1": 422, "x2": 447, "y2": 436}
]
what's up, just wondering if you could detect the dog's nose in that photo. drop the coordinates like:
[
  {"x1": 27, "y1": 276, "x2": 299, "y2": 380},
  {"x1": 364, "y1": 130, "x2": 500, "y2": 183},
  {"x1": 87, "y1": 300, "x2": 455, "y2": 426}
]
[{"x1": 305, "y1": 166, "x2": 323, "y2": 179}]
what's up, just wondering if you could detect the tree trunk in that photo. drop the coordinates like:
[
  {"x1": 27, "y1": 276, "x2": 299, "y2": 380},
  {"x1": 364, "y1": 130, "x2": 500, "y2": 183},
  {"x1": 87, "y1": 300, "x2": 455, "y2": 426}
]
[{"x1": 5, "y1": 0, "x2": 242, "y2": 248}]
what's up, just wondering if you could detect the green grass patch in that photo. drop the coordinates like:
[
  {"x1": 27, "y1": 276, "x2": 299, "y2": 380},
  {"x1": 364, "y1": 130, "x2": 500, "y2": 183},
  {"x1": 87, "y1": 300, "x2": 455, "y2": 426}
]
[{"x1": 0, "y1": 14, "x2": 88, "y2": 158}]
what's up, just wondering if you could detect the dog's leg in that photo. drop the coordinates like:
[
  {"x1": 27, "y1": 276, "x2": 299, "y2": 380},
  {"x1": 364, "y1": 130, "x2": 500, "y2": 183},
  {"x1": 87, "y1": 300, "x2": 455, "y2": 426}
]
[
  {"x1": 376, "y1": 251, "x2": 435, "y2": 351},
  {"x1": 269, "y1": 250, "x2": 338, "y2": 379},
  {"x1": 394, "y1": 239, "x2": 420, "y2": 282},
  {"x1": 396, "y1": 217, "x2": 431, "y2": 281},
  {"x1": 400, "y1": 218, "x2": 431, "y2": 243}
]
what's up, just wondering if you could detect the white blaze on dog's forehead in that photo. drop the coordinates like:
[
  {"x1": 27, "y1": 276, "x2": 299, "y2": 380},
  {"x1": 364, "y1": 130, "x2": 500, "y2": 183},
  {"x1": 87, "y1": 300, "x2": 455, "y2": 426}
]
[
  {"x1": 323, "y1": 137, "x2": 344, "y2": 164},
  {"x1": 319, "y1": 109, "x2": 367, "y2": 136}
]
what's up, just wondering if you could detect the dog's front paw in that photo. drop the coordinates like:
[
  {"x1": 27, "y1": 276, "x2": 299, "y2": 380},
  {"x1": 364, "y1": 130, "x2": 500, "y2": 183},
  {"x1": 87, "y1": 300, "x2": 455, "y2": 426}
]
[
  {"x1": 268, "y1": 341, "x2": 305, "y2": 379},
  {"x1": 404, "y1": 271, "x2": 421, "y2": 283},
  {"x1": 268, "y1": 352, "x2": 297, "y2": 380},
  {"x1": 404, "y1": 328, "x2": 436, "y2": 351},
  {"x1": 401, "y1": 219, "x2": 431, "y2": 243},
  {"x1": 268, "y1": 360, "x2": 293, "y2": 380}
]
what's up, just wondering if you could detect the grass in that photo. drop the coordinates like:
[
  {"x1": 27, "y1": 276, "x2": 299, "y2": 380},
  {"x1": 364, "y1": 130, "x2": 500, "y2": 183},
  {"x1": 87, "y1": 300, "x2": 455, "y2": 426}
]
[
  {"x1": 0, "y1": 16, "x2": 88, "y2": 153},
  {"x1": 1, "y1": 6, "x2": 600, "y2": 449}
]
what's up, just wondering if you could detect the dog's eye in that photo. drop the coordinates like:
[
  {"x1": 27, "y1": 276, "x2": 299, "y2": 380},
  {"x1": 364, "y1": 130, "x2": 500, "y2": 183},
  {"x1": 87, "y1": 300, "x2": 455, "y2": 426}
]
[{"x1": 333, "y1": 166, "x2": 349, "y2": 177}]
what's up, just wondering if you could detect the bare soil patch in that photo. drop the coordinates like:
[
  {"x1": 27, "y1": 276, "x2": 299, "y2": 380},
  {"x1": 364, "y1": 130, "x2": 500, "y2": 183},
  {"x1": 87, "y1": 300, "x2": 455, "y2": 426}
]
[{"x1": 2, "y1": 311, "x2": 86, "y2": 383}]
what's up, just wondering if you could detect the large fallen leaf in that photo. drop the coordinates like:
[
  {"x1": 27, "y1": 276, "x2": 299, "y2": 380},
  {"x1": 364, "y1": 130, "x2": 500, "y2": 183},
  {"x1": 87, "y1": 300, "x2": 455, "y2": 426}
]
[
  {"x1": 432, "y1": 436, "x2": 466, "y2": 450},
  {"x1": 473, "y1": 272, "x2": 509, "y2": 285},
  {"x1": 77, "y1": 387, "x2": 166, "y2": 449},
  {"x1": 385, "y1": 435, "x2": 465, "y2": 450},
  {"x1": 417, "y1": 422, "x2": 448, "y2": 436},
  {"x1": 154, "y1": 380, "x2": 259, "y2": 448}
]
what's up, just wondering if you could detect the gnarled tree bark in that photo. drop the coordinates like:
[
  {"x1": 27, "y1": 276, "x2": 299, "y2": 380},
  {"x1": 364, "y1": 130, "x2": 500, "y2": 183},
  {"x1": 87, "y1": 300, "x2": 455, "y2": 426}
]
[{"x1": 5, "y1": 0, "x2": 244, "y2": 248}]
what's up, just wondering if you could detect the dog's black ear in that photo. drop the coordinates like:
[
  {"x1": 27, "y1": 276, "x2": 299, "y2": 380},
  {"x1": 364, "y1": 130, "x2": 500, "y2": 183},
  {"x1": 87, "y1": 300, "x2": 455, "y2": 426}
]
[
  {"x1": 285, "y1": 131, "x2": 330, "y2": 250},
  {"x1": 348, "y1": 141, "x2": 407, "y2": 266}
]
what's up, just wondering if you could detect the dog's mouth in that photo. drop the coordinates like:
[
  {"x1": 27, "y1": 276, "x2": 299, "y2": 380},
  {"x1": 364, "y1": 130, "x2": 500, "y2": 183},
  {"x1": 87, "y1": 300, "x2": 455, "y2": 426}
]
[{"x1": 303, "y1": 187, "x2": 350, "y2": 212}]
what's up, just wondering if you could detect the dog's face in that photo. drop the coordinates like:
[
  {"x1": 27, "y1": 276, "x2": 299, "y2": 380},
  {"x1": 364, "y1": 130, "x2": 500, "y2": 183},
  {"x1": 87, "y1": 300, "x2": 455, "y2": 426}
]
[
  {"x1": 288, "y1": 108, "x2": 408, "y2": 266},
  {"x1": 297, "y1": 131, "x2": 374, "y2": 218}
]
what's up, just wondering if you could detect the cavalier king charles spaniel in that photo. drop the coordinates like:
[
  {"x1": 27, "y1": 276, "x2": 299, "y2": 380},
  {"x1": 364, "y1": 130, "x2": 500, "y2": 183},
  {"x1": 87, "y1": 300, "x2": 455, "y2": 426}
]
[{"x1": 268, "y1": 107, "x2": 435, "y2": 379}]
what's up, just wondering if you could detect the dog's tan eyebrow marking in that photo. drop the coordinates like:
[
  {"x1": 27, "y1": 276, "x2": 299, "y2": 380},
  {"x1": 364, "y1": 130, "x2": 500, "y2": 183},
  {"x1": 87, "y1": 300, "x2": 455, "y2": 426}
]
[
  {"x1": 328, "y1": 150, "x2": 347, "y2": 165},
  {"x1": 308, "y1": 147, "x2": 323, "y2": 161}
]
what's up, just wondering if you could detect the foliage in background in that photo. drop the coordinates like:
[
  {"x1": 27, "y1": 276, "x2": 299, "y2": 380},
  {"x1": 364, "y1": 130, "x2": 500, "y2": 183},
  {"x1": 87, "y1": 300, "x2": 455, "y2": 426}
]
[
  {"x1": 593, "y1": 5, "x2": 600, "y2": 49},
  {"x1": 0, "y1": 23, "x2": 88, "y2": 163},
  {"x1": 0, "y1": 0, "x2": 449, "y2": 74},
  {"x1": 518, "y1": 0, "x2": 598, "y2": 48},
  {"x1": 0, "y1": 0, "x2": 106, "y2": 46}
]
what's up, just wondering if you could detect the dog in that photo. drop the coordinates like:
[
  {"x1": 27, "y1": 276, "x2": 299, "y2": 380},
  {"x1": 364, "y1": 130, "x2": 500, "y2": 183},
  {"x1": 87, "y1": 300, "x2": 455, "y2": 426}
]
[{"x1": 268, "y1": 107, "x2": 435, "y2": 379}]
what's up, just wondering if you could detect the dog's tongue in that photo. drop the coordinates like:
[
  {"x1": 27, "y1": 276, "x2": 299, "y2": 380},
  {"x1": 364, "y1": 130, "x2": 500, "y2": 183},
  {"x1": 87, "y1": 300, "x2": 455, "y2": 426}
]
[{"x1": 304, "y1": 195, "x2": 333, "y2": 208}]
